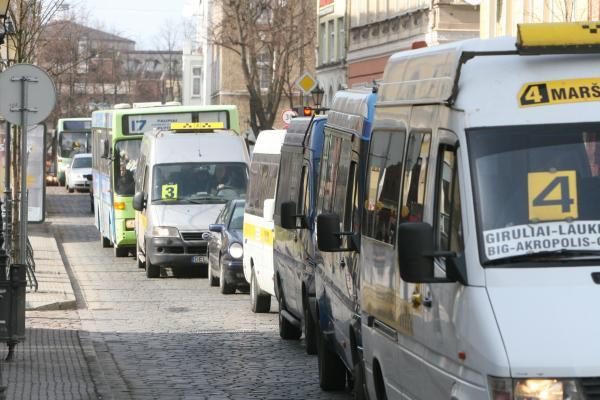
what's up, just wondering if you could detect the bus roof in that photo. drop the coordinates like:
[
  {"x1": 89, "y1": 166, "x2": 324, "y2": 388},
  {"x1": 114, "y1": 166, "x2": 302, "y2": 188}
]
[
  {"x1": 91, "y1": 105, "x2": 240, "y2": 135},
  {"x1": 327, "y1": 89, "x2": 376, "y2": 139},
  {"x1": 253, "y1": 130, "x2": 286, "y2": 155},
  {"x1": 285, "y1": 116, "x2": 327, "y2": 150}
]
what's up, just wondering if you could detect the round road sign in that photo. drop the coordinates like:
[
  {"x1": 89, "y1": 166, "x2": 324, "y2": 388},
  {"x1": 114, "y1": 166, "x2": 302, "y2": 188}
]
[
  {"x1": 282, "y1": 109, "x2": 297, "y2": 125},
  {"x1": 0, "y1": 64, "x2": 56, "y2": 126}
]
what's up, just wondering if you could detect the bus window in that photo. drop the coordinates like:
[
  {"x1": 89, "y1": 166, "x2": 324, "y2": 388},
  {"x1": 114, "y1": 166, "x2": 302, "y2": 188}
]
[
  {"x1": 401, "y1": 132, "x2": 431, "y2": 224},
  {"x1": 114, "y1": 140, "x2": 141, "y2": 195}
]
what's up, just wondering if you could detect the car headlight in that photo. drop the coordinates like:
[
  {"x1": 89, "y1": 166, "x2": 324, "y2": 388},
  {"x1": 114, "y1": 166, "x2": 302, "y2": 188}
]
[
  {"x1": 489, "y1": 377, "x2": 583, "y2": 400},
  {"x1": 229, "y1": 242, "x2": 243, "y2": 259},
  {"x1": 152, "y1": 226, "x2": 179, "y2": 237}
]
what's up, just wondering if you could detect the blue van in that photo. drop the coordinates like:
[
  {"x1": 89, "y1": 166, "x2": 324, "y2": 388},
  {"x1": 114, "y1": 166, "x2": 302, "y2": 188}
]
[
  {"x1": 274, "y1": 115, "x2": 326, "y2": 355},
  {"x1": 313, "y1": 88, "x2": 376, "y2": 396}
]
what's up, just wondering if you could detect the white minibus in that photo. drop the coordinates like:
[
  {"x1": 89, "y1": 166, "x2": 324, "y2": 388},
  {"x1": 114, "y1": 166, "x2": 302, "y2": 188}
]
[
  {"x1": 243, "y1": 129, "x2": 286, "y2": 313},
  {"x1": 333, "y1": 23, "x2": 600, "y2": 400}
]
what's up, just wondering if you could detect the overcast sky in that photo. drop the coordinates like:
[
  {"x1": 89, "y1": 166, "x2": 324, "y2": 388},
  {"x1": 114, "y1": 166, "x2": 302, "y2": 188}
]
[{"x1": 71, "y1": 0, "x2": 195, "y2": 50}]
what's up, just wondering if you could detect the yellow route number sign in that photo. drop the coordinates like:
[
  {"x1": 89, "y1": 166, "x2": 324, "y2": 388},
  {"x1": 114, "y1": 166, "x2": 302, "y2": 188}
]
[
  {"x1": 528, "y1": 170, "x2": 578, "y2": 222},
  {"x1": 519, "y1": 77, "x2": 600, "y2": 107},
  {"x1": 162, "y1": 184, "x2": 178, "y2": 200}
]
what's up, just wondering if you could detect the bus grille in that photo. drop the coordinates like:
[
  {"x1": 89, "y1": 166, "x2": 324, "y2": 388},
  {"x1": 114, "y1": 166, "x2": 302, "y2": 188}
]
[{"x1": 581, "y1": 377, "x2": 600, "y2": 399}]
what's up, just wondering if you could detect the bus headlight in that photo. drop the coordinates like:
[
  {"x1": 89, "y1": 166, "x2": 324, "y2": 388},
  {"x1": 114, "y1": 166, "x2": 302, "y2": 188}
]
[
  {"x1": 152, "y1": 226, "x2": 179, "y2": 237},
  {"x1": 125, "y1": 219, "x2": 135, "y2": 230},
  {"x1": 228, "y1": 243, "x2": 243, "y2": 259},
  {"x1": 514, "y1": 379, "x2": 582, "y2": 400},
  {"x1": 488, "y1": 377, "x2": 583, "y2": 400}
]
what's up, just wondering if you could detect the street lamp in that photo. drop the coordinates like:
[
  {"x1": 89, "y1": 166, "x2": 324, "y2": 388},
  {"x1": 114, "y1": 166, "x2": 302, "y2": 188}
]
[
  {"x1": 0, "y1": 0, "x2": 10, "y2": 18},
  {"x1": 311, "y1": 85, "x2": 324, "y2": 108},
  {"x1": 0, "y1": 0, "x2": 11, "y2": 46}
]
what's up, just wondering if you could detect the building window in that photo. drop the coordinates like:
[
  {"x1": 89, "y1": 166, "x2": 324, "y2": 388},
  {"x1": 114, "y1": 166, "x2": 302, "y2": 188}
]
[
  {"x1": 257, "y1": 52, "x2": 271, "y2": 90},
  {"x1": 320, "y1": 22, "x2": 327, "y2": 65},
  {"x1": 337, "y1": 17, "x2": 345, "y2": 61},
  {"x1": 192, "y1": 66, "x2": 202, "y2": 97},
  {"x1": 329, "y1": 20, "x2": 335, "y2": 62}
]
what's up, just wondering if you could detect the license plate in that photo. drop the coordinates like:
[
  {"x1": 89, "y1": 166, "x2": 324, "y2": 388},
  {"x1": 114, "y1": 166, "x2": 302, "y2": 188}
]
[{"x1": 192, "y1": 256, "x2": 207, "y2": 264}]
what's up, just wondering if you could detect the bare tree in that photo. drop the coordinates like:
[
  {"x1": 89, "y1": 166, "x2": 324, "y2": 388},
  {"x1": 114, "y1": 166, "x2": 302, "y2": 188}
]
[
  {"x1": 7, "y1": 0, "x2": 66, "y2": 64},
  {"x1": 211, "y1": 0, "x2": 315, "y2": 135},
  {"x1": 155, "y1": 20, "x2": 182, "y2": 103}
]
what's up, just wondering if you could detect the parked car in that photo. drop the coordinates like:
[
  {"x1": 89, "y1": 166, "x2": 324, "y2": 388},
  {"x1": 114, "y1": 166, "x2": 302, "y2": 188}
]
[
  {"x1": 65, "y1": 153, "x2": 92, "y2": 193},
  {"x1": 207, "y1": 199, "x2": 247, "y2": 294}
]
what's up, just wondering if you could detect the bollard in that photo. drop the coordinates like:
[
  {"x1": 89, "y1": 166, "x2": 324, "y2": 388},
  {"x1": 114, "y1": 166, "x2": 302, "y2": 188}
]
[{"x1": 6, "y1": 265, "x2": 25, "y2": 359}]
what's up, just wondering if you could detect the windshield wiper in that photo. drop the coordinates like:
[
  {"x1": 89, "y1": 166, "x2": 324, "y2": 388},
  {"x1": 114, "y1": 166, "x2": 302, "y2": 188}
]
[
  {"x1": 186, "y1": 195, "x2": 226, "y2": 204},
  {"x1": 487, "y1": 249, "x2": 600, "y2": 265}
]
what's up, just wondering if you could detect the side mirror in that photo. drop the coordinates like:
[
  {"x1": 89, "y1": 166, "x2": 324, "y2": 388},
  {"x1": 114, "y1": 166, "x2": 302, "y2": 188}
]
[
  {"x1": 317, "y1": 213, "x2": 342, "y2": 252},
  {"x1": 397, "y1": 222, "x2": 460, "y2": 284},
  {"x1": 280, "y1": 201, "x2": 306, "y2": 230},
  {"x1": 209, "y1": 224, "x2": 224, "y2": 233},
  {"x1": 263, "y1": 198, "x2": 275, "y2": 222},
  {"x1": 101, "y1": 139, "x2": 110, "y2": 159},
  {"x1": 132, "y1": 191, "x2": 146, "y2": 211}
]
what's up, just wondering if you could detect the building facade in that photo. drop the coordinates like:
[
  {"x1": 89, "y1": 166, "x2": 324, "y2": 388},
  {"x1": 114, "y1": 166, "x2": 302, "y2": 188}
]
[
  {"x1": 347, "y1": 0, "x2": 480, "y2": 87},
  {"x1": 317, "y1": 0, "x2": 348, "y2": 107},
  {"x1": 480, "y1": 0, "x2": 600, "y2": 38},
  {"x1": 194, "y1": 0, "x2": 316, "y2": 137}
]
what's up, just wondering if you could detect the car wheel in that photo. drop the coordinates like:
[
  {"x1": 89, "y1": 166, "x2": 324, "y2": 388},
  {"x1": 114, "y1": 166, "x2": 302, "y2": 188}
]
[
  {"x1": 114, "y1": 246, "x2": 129, "y2": 257},
  {"x1": 208, "y1": 255, "x2": 219, "y2": 286},
  {"x1": 68, "y1": 186, "x2": 74, "y2": 193},
  {"x1": 219, "y1": 259, "x2": 236, "y2": 295},
  {"x1": 145, "y1": 244, "x2": 160, "y2": 278},
  {"x1": 303, "y1": 298, "x2": 317, "y2": 355},
  {"x1": 278, "y1": 289, "x2": 301, "y2": 340},
  {"x1": 317, "y1": 318, "x2": 346, "y2": 391},
  {"x1": 250, "y1": 269, "x2": 271, "y2": 313},
  {"x1": 101, "y1": 235, "x2": 111, "y2": 248},
  {"x1": 136, "y1": 242, "x2": 145, "y2": 269},
  {"x1": 351, "y1": 359, "x2": 368, "y2": 400}
]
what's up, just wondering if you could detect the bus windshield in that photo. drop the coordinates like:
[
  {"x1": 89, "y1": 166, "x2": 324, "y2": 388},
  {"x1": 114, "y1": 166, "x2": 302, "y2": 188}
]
[
  {"x1": 469, "y1": 123, "x2": 600, "y2": 264},
  {"x1": 59, "y1": 132, "x2": 90, "y2": 158},
  {"x1": 114, "y1": 140, "x2": 141, "y2": 196},
  {"x1": 152, "y1": 163, "x2": 247, "y2": 204}
]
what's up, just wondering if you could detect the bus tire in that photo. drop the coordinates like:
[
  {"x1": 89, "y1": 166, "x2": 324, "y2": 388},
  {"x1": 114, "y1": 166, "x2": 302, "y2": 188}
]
[
  {"x1": 278, "y1": 290, "x2": 301, "y2": 340},
  {"x1": 101, "y1": 236, "x2": 111, "y2": 248},
  {"x1": 250, "y1": 269, "x2": 271, "y2": 313},
  {"x1": 145, "y1": 244, "x2": 160, "y2": 278},
  {"x1": 317, "y1": 322, "x2": 346, "y2": 391},
  {"x1": 303, "y1": 297, "x2": 317, "y2": 355},
  {"x1": 114, "y1": 246, "x2": 129, "y2": 258}
]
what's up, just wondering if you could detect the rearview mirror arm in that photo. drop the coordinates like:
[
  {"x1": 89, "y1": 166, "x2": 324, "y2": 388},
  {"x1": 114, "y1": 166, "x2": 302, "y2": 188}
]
[{"x1": 422, "y1": 250, "x2": 468, "y2": 285}]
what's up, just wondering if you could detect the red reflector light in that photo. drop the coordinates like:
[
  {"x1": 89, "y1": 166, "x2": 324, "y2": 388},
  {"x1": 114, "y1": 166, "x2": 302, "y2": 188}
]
[
  {"x1": 411, "y1": 40, "x2": 428, "y2": 49},
  {"x1": 303, "y1": 107, "x2": 313, "y2": 117}
]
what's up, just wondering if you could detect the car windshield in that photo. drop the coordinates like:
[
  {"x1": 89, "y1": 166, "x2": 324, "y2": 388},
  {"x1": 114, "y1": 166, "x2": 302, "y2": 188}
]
[
  {"x1": 114, "y1": 139, "x2": 141, "y2": 196},
  {"x1": 72, "y1": 156, "x2": 91, "y2": 169},
  {"x1": 59, "y1": 132, "x2": 90, "y2": 158},
  {"x1": 152, "y1": 163, "x2": 247, "y2": 204},
  {"x1": 469, "y1": 123, "x2": 600, "y2": 265},
  {"x1": 229, "y1": 203, "x2": 245, "y2": 230}
]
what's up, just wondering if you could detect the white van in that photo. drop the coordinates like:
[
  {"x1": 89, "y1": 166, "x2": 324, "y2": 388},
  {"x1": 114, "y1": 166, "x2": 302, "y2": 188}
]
[
  {"x1": 133, "y1": 123, "x2": 250, "y2": 278},
  {"x1": 349, "y1": 23, "x2": 600, "y2": 399},
  {"x1": 243, "y1": 129, "x2": 286, "y2": 313}
]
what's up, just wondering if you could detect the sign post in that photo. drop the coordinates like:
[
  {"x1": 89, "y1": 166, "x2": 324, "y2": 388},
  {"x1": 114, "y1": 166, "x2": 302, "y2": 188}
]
[{"x1": 0, "y1": 64, "x2": 56, "y2": 362}]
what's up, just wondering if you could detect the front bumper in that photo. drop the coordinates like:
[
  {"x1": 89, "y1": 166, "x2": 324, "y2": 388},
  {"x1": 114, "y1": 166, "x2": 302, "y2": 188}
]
[
  {"x1": 147, "y1": 236, "x2": 208, "y2": 268},
  {"x1": 72, "y1": 179, "x2": 90, "y2": 190},
  {"x1": 221, "y1": 259, "x2": 248, "y2": 286}
]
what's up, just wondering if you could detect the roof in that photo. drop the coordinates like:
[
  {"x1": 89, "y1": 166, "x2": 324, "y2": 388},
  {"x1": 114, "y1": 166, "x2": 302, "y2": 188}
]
[
  {"x1": 327, "y1": 89, "x2": 377, "y2": 138},
  {"x1": 285, "y1": 116, "x2": 327, "y2": 149},
  {"x1": 43, "y1": 20, "x2": 136, "y2": 44},
  {"x1": 73, "y1": 153, "x2": 92, "y2": 158},
  {"x1": 253, "y1": 130, "x2": 286, "y2": 155},
  {"x1": 148, "y1": 132, "x2": 250, "y2": 165}
]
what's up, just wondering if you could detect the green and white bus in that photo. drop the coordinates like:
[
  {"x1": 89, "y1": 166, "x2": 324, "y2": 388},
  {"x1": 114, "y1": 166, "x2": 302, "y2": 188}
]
[
  {"x1": 56, "y1": 118, "x2": 92, "y2": 186},
  {"x1": 92, "y1": 104, "x2": 241, "y2": 257}
]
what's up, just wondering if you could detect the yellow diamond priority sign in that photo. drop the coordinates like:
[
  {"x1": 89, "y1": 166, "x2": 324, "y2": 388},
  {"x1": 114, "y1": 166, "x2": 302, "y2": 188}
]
[{"x1": 296, "y1": 71, "x2": 317, "y2": 95}]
